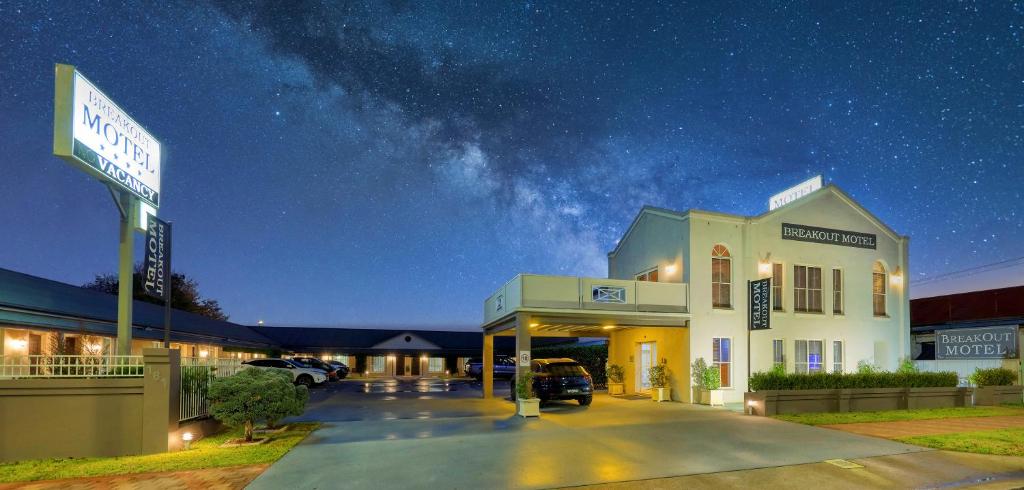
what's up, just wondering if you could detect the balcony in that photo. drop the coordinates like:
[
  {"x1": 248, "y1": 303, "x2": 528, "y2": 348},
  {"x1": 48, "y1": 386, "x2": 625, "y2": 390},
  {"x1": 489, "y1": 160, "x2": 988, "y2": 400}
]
[{"x1": 483, "y1": 274, "x2": 688, "y2": 326}]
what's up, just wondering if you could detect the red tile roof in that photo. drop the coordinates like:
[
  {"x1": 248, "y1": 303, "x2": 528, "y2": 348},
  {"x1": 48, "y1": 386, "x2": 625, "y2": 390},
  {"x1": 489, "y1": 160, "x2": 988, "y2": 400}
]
[{"x1": 912, "y1": 285, "x2": 1024, "y2": 326}]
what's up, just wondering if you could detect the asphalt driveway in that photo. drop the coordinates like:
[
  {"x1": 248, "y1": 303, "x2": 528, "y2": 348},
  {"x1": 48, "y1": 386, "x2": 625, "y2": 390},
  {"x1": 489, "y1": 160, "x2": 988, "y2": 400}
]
[{"x1": 248, "y1": 378, "x2": 926, "y2": 489}]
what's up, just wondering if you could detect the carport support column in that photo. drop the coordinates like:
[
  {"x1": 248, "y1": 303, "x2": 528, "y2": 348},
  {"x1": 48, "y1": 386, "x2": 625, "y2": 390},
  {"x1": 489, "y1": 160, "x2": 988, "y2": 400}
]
[
  {"x1": 482, "y1": 332, "x2": 494, "y2": 399},
  {"x1": 514, "y1": 313, "x2": 532, "y2": 395}
]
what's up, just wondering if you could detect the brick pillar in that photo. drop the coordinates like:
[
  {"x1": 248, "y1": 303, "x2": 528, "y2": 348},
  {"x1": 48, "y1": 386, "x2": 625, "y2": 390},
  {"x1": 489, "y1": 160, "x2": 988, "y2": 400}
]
[{"x1": 141, "y1": 348, "x2": 180, "y2": 454}]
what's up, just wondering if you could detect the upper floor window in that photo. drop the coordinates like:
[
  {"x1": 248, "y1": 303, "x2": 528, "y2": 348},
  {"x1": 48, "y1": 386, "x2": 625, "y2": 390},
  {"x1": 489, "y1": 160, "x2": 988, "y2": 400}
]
[
  {"x1": 873, "y1": 262, "x2": 887, "y2": 316},
  {"x1": 772, "y1": 262, "x2": 784, "y2": 311},
  {"x1": 635, "y1": 267, "x2": 659, "y2": 282},
  {"x1": 711, "y1": 245, "x2": 732, "y2": 308},
  {"x1": 793, "y1": 265, "x2": 823, "y2": 313},
  {"x1": 832, "y1": 268, "x2": 844, "y2": 315}
]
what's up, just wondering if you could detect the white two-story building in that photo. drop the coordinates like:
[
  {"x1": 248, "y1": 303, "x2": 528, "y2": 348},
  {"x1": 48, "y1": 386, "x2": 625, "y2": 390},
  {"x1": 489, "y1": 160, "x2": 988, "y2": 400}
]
[{"x1": 481, "y1": 178, "x2": 910, "y2": 404}]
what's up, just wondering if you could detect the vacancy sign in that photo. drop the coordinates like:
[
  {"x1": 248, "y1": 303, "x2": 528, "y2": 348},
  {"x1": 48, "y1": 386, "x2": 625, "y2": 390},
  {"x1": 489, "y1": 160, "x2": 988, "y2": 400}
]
[
  {"x1": 53, "y1": 64, "x2": 162, "y2": 207},
  {"x1": 769, "y1": 175, "x2": 822, "y2": 210}
]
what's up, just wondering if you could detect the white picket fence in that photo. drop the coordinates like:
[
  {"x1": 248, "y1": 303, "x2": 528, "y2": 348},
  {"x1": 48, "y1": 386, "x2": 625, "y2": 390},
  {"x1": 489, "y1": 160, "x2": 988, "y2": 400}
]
[
  {"x1": 179, "y1": 357, "x2": 244, "y2": 422},
  {"x1": 0, "y1": 355, "x2": 144, "y2": 379}
]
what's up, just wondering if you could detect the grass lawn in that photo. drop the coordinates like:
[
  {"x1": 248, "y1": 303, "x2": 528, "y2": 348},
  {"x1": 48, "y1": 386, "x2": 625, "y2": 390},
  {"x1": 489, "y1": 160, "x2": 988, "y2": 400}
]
[
  {"x1": 775, "y1": 405, "x2": 1024, "y2": 426},
  {"x1": 899, "y1": 428, "x2": 1024, "y2": 456},
  {"x1": 0, "y1": 422, "x2": 319, "y2": 483}
]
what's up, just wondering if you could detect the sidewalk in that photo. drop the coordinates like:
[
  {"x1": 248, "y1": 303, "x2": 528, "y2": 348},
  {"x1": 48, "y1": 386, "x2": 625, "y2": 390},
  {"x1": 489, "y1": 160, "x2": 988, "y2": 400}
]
[
  {"x1": 0, "y1": 464, "x2": 266, "y2": 490},
  {"x1": 821, "y1": 415, "x2": 1024, "y2": 439}
]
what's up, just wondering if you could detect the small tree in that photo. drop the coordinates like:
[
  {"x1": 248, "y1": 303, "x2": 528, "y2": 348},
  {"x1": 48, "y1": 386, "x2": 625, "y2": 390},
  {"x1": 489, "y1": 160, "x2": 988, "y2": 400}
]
[
  {"x1": 607, "y1": 364, "x2": 625, "y2": 384},
  {"x1": 691, "y1": 357, "x2": 708, "y2": 390},
  {"x1": 515, "y1": 371, "x2": 535, "y2": 400},
  {"x1": 649, "y1": 361, "x2": 669, "y2": 389},
  {"x1": 209, "y1": 368, "x2": 304, "y2": 441}
]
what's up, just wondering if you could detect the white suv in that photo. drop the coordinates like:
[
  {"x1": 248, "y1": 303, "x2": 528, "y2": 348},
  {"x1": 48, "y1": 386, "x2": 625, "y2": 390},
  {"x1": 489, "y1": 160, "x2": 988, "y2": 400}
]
[{"x1": 242, "y1": 358, "x2": 327, "y2": 387}]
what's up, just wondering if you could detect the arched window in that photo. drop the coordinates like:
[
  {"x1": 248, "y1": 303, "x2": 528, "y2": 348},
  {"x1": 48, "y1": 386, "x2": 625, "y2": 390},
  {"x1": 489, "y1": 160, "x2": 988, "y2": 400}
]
[
  {"x1": 872, "y1": 262, "x2": 887, "y2": 317},
  {"x1": 712, "y1": 245, "x2": 732, "y2": 308}
]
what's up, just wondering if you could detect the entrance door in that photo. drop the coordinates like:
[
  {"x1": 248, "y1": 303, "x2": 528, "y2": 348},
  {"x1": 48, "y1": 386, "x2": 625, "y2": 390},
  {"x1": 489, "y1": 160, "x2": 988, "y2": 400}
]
[
  {"x1": 403, "y1": 356, "x2": 413, "y2": 376},
  {"x1": 637, "y1": 342, "x2": 656, "y2": 392}
]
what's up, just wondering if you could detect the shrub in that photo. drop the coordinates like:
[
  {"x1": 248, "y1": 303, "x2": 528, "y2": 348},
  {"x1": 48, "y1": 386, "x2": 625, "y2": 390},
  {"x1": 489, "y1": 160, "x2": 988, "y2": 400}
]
[
  {"x1": 769, "y1": 362, "x2": 786, "y2": 376},
  {"x1": 748, "y1": 370, "x2": 958, "y2": 391},
  {"x1": 532, "y1": 343, "x2": 608, "y2": 386},
  {"x1": 897, "y1": 357, "x2": 920, "y2": 374},
  {"x1": 649, "y1": 361, "x2": 669, "y2": 388},
  {"x1": 857, "y1": 360, "x2": 881, "y2": 374},
  {"x1": 607, "y1": 364, "x2": 625, "y2": 384},
  {"x1": 702, "y1": 363, "x2": 721, "y2": 390},
  {"x1": 515, "y1": 371, "x2": 535, "y2": 399},
  {"x1": 691, "y1": 358, "x2": 709, "y2": 390},
  {"x1": 264, "y1": 370, "x2": 309, "y2": 429},
  {"x1": 209, "y1": 368, "x2": 308, "y2": 441},
  {"x1": 970, "y1": 367, "x2": 1017, "y2": 387}
]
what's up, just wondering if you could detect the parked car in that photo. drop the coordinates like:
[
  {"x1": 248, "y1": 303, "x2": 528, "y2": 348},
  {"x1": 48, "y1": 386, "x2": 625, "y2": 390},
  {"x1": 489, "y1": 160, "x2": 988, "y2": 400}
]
[
  {"x1": 466, "y1": 356, "x2": 517, "y2": 380},
  {"x1": 242, "y1": 358, "x2": 327, "y2": 387},
  {"x1": 291, "y1": 357, "x2": 339, "y2": 381},
  {"x1": 511, "y1": 358, "x2": 593, "y2": 406},
  {"x1": 325, "y1": 360, "x2": 350, "y2": 379}
]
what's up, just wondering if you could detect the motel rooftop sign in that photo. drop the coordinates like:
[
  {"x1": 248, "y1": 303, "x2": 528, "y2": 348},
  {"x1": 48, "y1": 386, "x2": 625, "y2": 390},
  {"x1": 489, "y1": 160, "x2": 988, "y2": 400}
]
[
  {"x1": 935, "y1": 325, "x2": 1018, "y2": 360},
  {"x1": 53, "y1": 64, "x2": 162, "y2": 207},
  {"x1": 769, "y1": 175, "x2": 822, "y2": 210}
]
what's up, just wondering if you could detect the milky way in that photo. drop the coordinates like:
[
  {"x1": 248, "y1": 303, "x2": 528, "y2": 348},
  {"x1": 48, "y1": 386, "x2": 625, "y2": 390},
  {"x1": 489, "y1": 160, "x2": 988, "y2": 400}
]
[{"x1": 0, "y1": 1, "x2": 1021, "y2": 327}]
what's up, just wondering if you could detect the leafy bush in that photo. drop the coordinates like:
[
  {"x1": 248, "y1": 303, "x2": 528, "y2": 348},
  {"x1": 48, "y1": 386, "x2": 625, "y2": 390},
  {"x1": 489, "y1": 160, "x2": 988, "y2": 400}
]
[
  {"x1": 515, "y1": 371, "x2": 535, "y2": 399},
  {"x1": 606, "y1": 364, "x2": 625, "y2": 384},
  {"x1": 649, "y1": 361, "x2": 669, "y2": 388},
  {"x1": 209, "y1": 368, "x2": 308, "y2": 441},
  {"x1": 857, "y1": 360, "x2": 881, "y2": 374},
  {"x1": 970, "y1": 367, "x2": 1017, "y2": 387},
  {"x1": 691, "y1": 358, "x2": 709, "y2": 390},
  {"x1": 532, "y1": 343, "x2": 607, "y2": 386},
  {"x1": 770, "y1": 362, "x2": 786, "y2": 376},
  {"x1": 749, "y1": 370, "x2": 958, "y2": 391},
  {"x1": 703, "y1": 363, "x2": 721, "y2": 390},
  {"x1": 897, "y1": 357, "x2": 920, "y2": 374}
]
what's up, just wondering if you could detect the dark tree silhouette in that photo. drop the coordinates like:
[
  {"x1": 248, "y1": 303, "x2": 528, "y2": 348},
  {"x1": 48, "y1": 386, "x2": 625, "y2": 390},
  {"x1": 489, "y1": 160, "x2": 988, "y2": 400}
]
[{"x1": 82, "y1": 265, "x2": 229, "y2": 321}]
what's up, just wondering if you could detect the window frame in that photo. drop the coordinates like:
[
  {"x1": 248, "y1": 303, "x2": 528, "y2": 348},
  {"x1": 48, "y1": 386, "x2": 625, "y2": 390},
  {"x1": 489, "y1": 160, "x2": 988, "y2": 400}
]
[
  {"x1": 771, "y1": 262, "x2": 784, "y2": 311},
  {"x1": 793, "y1": 264, "x2": 824, "y2": 313},
  {"x1": 427, "y1": 357, "x2": 444, "y2": 372},
  {"x1": 794, "y1": 339, "x2": 825, "y2": 374},
  {"x1": 711, "y1": 245, "x2": 732, "y2": 309},
  {"x1": 832, "y1": 268, "x2": 844, "y2": 315},
  {"x1": 712, "y1": 337, "x2": 732, "y2": 388},
  {"x1": 873, "y1": 262, "x2": 887, "y2": 317},
  {"x1": 635, "y1": 267, "x2": 659, "y2": 282},
  {"x1": 833, "y1": 340, "x2": 844, "y2": 373},
  {"x1": 772, "y1": 339, "x2": 785, "y2": 369}
]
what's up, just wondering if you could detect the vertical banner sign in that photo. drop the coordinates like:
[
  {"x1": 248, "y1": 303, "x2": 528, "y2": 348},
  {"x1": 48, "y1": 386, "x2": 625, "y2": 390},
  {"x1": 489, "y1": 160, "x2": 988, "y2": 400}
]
[
  {"x1": 143, "y1": 215, "x2": 171, "y2": 300},
  {"x1": 749, "y1": 278, "x2": 772, "y2": 330}
]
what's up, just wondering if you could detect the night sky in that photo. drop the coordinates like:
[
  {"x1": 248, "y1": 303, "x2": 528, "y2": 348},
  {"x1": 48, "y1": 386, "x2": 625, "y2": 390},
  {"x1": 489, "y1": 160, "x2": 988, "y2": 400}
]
[{"x1": 1, "y1": 2, "x2": 1022, "y2": 329}]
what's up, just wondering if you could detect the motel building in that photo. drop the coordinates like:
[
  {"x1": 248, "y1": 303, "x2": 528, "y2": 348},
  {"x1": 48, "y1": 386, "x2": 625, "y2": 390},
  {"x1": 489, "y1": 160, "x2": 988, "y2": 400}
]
[{"x1": 481, "y1": 178, "x2": 910, "y2": 404}]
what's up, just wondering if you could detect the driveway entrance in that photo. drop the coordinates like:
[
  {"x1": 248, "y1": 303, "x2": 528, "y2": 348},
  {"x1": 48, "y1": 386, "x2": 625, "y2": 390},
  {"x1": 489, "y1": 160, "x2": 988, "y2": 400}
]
[{"x1": 249, "y1": 380, "x2": 925, "y2": 489}]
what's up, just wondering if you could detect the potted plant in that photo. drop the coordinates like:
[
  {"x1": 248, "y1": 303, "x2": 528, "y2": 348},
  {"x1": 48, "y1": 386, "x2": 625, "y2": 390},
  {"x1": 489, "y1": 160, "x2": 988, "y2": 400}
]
[
  {"x1": 691, "y1": 357, "x2": 723, "y2": 405},
  {"x1": 514, "y1": 371, "x2": 540, "y2": 417},
  {"x1": 649, "y1": 360, "x2": 670, "y2": 402},
  {"x1": 607, "y1": 364, "x2": 625, "y2": 395}
]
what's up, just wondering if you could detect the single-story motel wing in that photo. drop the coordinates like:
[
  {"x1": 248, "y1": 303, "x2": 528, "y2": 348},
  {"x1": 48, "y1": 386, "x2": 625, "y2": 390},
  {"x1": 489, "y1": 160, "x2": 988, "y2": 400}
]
[{"x1": 481, "y1": 183, "x2": 912, "y2": 404}]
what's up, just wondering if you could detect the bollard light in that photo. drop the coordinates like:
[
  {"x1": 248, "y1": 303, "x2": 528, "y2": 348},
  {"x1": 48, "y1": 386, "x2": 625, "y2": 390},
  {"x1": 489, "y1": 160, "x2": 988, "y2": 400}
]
[{"x1": 182, "y1": 431, "x2": 194, "y2": 450}]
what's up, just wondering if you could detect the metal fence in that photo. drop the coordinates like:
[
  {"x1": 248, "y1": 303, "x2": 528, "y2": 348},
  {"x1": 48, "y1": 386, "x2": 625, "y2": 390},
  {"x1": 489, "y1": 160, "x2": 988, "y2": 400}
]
[
  {"x1": 179, "y1": 357, "x2": 244, "y2": 422},
  {"x1": 0, "y1": 355, "x2": 144, "y2": 379}
]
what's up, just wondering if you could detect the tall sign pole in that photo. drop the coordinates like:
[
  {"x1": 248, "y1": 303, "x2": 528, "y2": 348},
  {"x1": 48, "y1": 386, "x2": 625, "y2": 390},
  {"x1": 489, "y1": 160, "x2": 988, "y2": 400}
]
[
  {"x1": 53, "y1": 64, "x2": 162, "y2": 355},
  {"x1": 748, "y1": 278, "x2": 772, "y2": 383}
]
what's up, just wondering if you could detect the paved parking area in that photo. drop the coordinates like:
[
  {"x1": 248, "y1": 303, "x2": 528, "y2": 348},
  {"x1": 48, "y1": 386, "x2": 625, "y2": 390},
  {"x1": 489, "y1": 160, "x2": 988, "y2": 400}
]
[{"x1": 249, "y1": 378, "x2": 926, "y2": 489}]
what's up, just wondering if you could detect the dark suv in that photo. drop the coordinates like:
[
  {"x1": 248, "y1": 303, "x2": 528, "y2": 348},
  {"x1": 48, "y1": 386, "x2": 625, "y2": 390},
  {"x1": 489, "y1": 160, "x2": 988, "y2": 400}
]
[{"x1": 511, "y1": 358, "x2": 593, "y2": 406}]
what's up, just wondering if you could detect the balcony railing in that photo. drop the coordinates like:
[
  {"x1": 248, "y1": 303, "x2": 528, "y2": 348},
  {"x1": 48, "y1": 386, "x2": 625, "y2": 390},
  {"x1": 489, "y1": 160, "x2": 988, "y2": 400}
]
[
  {"x1": 484, "y1": 274, "x2": 688, "y2": 324},
  {"x1": 0, "y1": 355, "x2": 144, "y2": 379}
]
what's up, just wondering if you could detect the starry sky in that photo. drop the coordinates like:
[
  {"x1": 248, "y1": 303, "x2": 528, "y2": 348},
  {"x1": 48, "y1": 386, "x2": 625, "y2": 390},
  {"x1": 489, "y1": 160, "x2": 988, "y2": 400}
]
[{"x1": 1, "y1": 1, "x2": 1022, "y2": 329}]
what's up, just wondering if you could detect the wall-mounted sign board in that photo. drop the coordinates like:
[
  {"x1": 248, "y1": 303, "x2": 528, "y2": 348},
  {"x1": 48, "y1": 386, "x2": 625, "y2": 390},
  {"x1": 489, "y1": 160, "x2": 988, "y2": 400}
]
[
  {"x1": 53, "y1": 64, "x2": 162, "y2": 207},
  {"x1": 769, "y1": 175, "x2": 822, "y2": 210},
  {"x1": 749, "y1": 278, "x2": 771, "y2": 330},
  {"x1": 935, "y1": 325, "x2": 1018, "y2": 360},
  {"x1": 782, "y1": 223, "x2": 877, "y2": 250}
]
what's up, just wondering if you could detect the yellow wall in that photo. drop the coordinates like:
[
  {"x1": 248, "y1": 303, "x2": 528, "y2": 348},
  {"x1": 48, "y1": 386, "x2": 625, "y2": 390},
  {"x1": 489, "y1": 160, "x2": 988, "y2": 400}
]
[{"x1": 608, "y1": 326, "x2": 690, "y2": 402}]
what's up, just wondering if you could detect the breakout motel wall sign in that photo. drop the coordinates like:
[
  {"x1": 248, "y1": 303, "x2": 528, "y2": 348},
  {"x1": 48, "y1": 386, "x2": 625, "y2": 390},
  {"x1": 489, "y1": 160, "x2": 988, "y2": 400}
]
[
  {"x1": 748, "y1": 278, "x2": 771, "y2": 330},
  {"x1": 935, "y1": 326, "x2": 1018, "y2": 360},
  {"x1": 781, "y1": 223, "x2": 877, "y2": 250},
  {"x1": 53, "y1": 64, "x2": 162, "y2": 207},
  {"x1": 142, "y1": 215, "x2": 171, "y2": 301}
]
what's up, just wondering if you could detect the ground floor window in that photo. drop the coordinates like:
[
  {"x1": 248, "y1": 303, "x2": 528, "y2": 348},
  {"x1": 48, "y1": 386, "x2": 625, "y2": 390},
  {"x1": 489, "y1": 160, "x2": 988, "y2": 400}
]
[
  {"x1": 370, "y1": 356, "x2": 386, "y2": 373},
  {"x1": 712, "y1": 337, "x2": 732, "y2": 388},
  {"x1": 428, "y1": 357, "x2": 444, "y2": 372},
  {"x1": 772, "y1": 339, "x2": 784, "y2": 369},
  {"x1": 794, "y1": 340, "x2": 823, "y2": 374},
  {"x1": 833, "y1": 340, "x2": 844, "y2": 373}
]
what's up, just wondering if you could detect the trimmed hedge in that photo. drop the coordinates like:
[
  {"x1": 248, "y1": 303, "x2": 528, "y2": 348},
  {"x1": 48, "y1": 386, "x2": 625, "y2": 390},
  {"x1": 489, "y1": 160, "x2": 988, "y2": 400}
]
[
  {"x1": 749, "y1": 370, "x2": 959, "y2": 391},
  {"x1": 971, "y1": 367, "x2": 1017, "y2": 387},
  {"x1": 532, "y1": 343, "x2": 608, "y2": 386}
]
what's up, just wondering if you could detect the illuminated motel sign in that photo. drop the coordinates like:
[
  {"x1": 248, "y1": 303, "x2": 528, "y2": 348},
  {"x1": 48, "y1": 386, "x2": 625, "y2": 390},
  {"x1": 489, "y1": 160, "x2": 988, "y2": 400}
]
[{"x1": 53, "y1": 64, "x2": 162, "y2": 207}]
